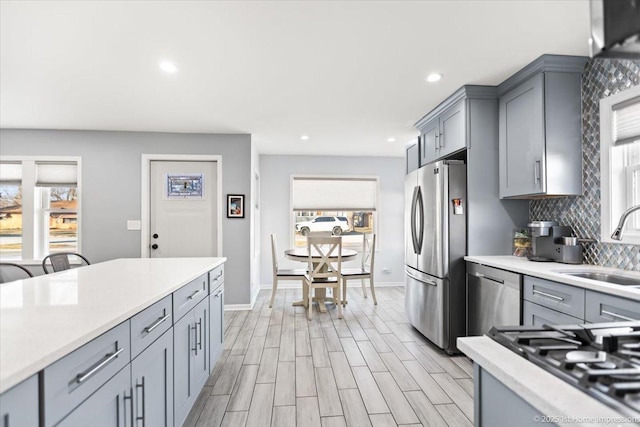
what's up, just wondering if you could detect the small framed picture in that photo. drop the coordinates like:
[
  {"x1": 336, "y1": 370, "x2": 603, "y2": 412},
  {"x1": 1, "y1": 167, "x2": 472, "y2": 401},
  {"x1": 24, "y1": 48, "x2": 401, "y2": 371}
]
[{"x1": 227, "y1": 194, "x2": 245, "y2": 218}]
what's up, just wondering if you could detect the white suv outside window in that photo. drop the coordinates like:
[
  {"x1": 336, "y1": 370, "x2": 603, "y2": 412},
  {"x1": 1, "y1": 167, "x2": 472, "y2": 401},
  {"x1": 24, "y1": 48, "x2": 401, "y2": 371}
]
[{"x1": 295, "y1": 216, "x2": 350, "y2": 236}]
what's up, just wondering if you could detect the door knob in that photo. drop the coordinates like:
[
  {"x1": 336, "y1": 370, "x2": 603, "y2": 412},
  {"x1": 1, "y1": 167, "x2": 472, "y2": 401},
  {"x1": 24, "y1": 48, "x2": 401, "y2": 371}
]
[
  {"x1": 151, "y1": 244, "x2": 159, "y2": 250},
  {"x1": 152, "y1": 233, "x2": 159, "y2": 239}
]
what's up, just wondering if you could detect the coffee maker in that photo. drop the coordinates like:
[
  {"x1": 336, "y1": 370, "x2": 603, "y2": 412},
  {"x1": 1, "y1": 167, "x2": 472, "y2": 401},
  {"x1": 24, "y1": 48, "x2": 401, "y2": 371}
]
[{"x1": 528, "y1": 221, "x2": 582, "y2": 264}]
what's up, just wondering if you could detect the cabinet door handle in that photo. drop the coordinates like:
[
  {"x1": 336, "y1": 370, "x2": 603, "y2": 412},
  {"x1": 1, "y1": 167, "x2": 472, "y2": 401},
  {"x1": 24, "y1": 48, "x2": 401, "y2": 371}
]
[
  {"x1": 434, "y1": 134, "x2": 439, "y2": 152},
  {"x1": 534, "y1": 159, "x2": 541, "y2": 184},
  {"x1": 123, "y1": 388, "x2": 134, "y2": 427},
  {"x1": 143, "y1": 313, "x2": 170, "y2": 333},
  {"x1": 189, "y1": 288, "x2": 204, "y2": 300},
  {"x1": 474, "y1": 272, "x2": 504, "y2": 284},
  {"x1": 76, "y1": 347, "x2": 124, "y2": 384},
  {"x1": 135, "y1": 377, "x2": 146, "y2": 426},
  {"x1": 197, "y1": 318, "x2": 203, "y2": 350},
  {"x1": 439, "y1": 131, "x2": 444, "y2": 148},
  {"x1": 601, "y1": 309, "x2": 638, "y2": 322},
  {"x1": 532, "y1": 289, "x2": 564, "y2": 302},
  {"x1": 191, "y1": 324, "x2": 198, "y2": 355}
]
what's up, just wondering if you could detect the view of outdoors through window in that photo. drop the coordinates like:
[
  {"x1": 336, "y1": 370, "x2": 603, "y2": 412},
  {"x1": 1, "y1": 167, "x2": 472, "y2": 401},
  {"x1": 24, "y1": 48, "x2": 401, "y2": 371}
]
[
  {"x1": 0, "y1": 185, "x2": 78, "y2": 259},
  {"x1": 293, "y1": 210, "x2": 375, "y2": 248},
  {"x1": 0, "y1": 184, "x2": 23, "y2": 259},
  {"x1": 617, "y1": 140, "x2": 640, "y2": 231}
]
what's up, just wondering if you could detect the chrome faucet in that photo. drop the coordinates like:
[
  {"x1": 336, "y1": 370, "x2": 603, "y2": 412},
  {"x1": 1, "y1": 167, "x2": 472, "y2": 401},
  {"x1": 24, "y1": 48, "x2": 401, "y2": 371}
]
[{"x1": 611, "y1": 204, "x2": 640, "y2": 240}]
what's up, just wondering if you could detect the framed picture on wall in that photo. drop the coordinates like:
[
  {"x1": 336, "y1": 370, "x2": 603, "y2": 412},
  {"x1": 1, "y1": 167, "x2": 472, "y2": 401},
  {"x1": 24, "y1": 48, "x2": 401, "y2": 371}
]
[{"x1": 227, "y1": 194, "x2": 245, "y2": 218}]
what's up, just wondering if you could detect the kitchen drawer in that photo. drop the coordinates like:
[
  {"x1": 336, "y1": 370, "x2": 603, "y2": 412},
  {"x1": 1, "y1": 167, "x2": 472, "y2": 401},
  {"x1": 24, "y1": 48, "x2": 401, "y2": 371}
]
[
  {"x1": 522, "y1": 300, "x2": 583, "y2": 326},
  {"x1": 173, "y1": 273, "x2": 208, "y2": 322},
  {"x1": 523, "y1": 276, "x2": 585, "y2": 320},
  {"x1": 585, "y1": 291, "x2": 640, "y2": 323},
  {"x1": 130, "y1": 295, "x2": 172, "y2": 359},
  {"x1": 43, "y1": 321, "x2": 131, "y2": 427},
  {"x1": 209, "y1": 265, "x2": 224, "y2": 293}
]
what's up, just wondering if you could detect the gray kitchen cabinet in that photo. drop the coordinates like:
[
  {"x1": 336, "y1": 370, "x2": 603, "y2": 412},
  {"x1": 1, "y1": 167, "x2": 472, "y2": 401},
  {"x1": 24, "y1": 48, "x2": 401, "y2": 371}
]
[
  {"x1": 405, "y1": 140, "x2": 419, "y2": 174},
  {"x1": 418, "y1": 98, "x2": 466, "y2": 166},
  {"x1": 131, "y1": 328, "x2": 174, "y2": 427},
  {"x1": 57, "y1": 367, "x2": 129, "y2": 427},
  {"x1": 523, "y1": 299, "x2": 582, "y2": 326},
  {"x1": 498, "y1": 54, "x2": 587, "y2": 198},
  {"x1": 585, "y1": 290, "x2": 640, "y2": 323},
  {"x1": 0, "y1": 375, "x2": 38, "y2": 427},
  {"x1": 43, "y1": 321, "x2": 131, "y2": 427},
  {"x1": 210, "y1": 283, "x2": 225, "y2": 373},
  {"x1": 174, "y1": 296, "x2": 209, "y2": 427}
]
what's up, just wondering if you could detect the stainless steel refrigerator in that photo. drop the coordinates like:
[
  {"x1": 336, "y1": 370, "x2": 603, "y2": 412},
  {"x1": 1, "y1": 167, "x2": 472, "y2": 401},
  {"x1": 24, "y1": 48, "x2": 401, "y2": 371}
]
[{"x1": 405, "y1": 160, "x2": 466, "y2": 354}]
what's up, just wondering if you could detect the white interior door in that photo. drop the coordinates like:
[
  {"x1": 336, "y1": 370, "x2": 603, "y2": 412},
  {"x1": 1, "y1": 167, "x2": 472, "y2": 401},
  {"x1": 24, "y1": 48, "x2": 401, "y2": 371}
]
[{"x1": 150, "y1": 160, "x2": 217, "y2": 257}]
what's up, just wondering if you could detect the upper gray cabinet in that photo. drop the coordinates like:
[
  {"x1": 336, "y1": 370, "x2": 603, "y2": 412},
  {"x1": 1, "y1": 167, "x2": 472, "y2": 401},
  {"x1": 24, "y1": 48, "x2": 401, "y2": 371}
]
[
  {"x1": 498, "y1": 55, "x2": 588, "y2": 198},
  {"x1": 405, "y1": 140, "x2": 419, "y2": 174},
  {"x1": 417, "y1": 94, "x2": 467, "y2": 166}
]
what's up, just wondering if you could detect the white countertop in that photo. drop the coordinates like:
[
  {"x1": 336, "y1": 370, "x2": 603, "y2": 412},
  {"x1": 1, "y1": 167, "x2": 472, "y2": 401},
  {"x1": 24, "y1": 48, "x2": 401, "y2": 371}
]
[
  {"x1": 0, "y1": 257, "x2": 225, "y2": 394},
  {"x1": 458, "y1": 336, "x2": 638, "y2": 427},
  {"x1": 464, "y1": 256, "x2": 640, "y2": 301}
]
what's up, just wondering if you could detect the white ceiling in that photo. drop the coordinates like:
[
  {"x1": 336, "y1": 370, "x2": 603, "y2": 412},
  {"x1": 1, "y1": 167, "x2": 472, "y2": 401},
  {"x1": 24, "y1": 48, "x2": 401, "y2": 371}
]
[{"x1": 0, "y1": 1, "x2": 591, "y2": 157}]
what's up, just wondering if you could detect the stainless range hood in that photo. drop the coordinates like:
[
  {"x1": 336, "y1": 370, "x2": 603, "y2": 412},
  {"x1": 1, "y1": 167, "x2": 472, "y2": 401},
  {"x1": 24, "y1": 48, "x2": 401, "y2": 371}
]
[{"x1": 590, "y1": 0, "x2": 640, "y2": 58}]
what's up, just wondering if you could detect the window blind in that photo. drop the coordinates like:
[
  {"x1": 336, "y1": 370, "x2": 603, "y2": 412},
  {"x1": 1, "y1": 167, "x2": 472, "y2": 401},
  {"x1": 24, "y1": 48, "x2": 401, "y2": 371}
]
[
  {"x1": 613, "y1": 95, "x2": 640, "y2": 146},
  {"x1": 0, "y1": 162, "x2": 22, "y2": 183},
  {"x1": 36, "y1": 162, "x2": 78, "y2": 186},
  {"x1": 292, "y1": 177, "x2": 377, "y2": 211}
]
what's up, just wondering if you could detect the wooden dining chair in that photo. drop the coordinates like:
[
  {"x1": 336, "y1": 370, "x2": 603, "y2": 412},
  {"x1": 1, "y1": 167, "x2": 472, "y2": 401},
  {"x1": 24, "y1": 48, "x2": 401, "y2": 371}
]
[
  {"x1": 341, "y1": 233, "x2": 376, "y2": 305},
  {"x1": 0, "y1": 263, "x2": 34, "y2": 283},
  {"x1": 42, "y1": 252, "x2": 90, "y2": 274},
  {"x1": 304, "y1": 235, "x2": 343, "y2": 320},
  {"x1": 270, "y1": 234, "x2": 307, "y2": 308}
]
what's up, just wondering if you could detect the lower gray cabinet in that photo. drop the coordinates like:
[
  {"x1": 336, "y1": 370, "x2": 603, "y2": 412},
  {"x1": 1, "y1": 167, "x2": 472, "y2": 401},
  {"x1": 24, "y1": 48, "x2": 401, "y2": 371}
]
[
  {"x1": 585, "y1": 290, "x2": 640, "y2": 323},
  {"x1": 174, "y1": 297, "x2": 209, "y2": 427},
  {"x1": 57, "y1": 367, "x2": 130, "y2": 427},
  {"x1": 522, "y1": 300, "x2": 582, "y2": 326},
  {"x1": 209, "y1": 284, "x2": 224, "y2": 373},
  {"x1": 131, "y1": 328, "x2": 174, "y2": 427},
  {"x1": 0, "y1": 375, "x2": 38, "y2": 427}
]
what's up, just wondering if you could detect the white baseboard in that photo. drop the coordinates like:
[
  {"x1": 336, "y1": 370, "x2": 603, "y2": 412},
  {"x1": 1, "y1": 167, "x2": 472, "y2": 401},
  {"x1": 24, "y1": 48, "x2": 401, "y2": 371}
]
[
  {"x1": 259, "y1": 281, "x2": 404, "y2": 290},
  {"x1": 224, "y1": 287, "x2": 260, "y2": 311}
]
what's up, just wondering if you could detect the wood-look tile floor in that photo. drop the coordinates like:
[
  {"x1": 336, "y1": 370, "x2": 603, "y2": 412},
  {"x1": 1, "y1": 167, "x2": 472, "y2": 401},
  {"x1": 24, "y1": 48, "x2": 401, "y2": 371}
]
[{"x1": 184, "y1": 287, "x2": 474, "y2": 427}]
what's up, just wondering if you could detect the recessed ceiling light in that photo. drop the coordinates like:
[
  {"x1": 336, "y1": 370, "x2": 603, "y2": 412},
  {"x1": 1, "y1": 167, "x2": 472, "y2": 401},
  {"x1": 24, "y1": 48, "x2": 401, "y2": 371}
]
[
  {"x1": 159, "y1": 61, "x2": 178, "y2": 74},
  {"x1": 387, "y1": 137, "x2": 396, "y2": 143},
  {"x1": 426, "y1": 73, "x2": 443, "y2": 83},
  {"x1": 301, "y1": 135, "x2": 310, "y2": 141}
]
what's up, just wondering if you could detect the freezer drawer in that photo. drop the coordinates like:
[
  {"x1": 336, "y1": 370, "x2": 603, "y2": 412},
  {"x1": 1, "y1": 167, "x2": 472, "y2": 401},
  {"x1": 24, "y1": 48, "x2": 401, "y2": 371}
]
[{"x1": 405, "y1": 267, "x2": 444, "y2": 349}]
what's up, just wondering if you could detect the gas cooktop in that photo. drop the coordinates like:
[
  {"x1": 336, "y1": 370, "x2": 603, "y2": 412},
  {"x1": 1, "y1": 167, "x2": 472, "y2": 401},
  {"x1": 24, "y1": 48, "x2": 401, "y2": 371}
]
[{"x1": 489, "y1": 322, "x2": 640, "y2": 418}]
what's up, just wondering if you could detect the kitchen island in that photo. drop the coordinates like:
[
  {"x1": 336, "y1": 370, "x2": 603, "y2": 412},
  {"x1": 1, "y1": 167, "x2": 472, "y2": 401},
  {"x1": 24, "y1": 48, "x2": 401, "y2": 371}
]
[
  {"x1": 457, "y1": 336, "x2": 638, "y2": 427},
  {"x1": 0, "y1": 257, "x2": 226, "y2": 427}
]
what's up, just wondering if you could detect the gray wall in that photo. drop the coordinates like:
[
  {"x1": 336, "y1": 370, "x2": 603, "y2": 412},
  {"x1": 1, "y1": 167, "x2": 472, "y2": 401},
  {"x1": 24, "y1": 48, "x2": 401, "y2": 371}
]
[
  {"x1": 530, "y1": 58, "x2": 640, "y2": 271},
  {"x1": 0, "y1": 129, "x2": 253, "y2": 304},
  {"x1": 260, "y1": 154, "x2": 405, "y2": 286}
]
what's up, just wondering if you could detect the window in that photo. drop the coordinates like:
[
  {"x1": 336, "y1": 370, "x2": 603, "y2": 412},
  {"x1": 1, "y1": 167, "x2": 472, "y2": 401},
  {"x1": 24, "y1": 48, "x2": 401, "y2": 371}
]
[
  {"x1": 291, "y1": 176, "x2": 378, "y2": 249},
  {"x1": 600, "y1": 85, "x2": 640, "y2": 244},
  {"x1": 0, "y1": 158, "x2": 81, "y2": 260}
]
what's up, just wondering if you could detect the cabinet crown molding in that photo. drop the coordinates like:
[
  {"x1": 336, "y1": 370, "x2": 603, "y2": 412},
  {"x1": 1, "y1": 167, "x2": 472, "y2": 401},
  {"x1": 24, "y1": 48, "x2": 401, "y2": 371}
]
[{"x1": 415, "y1": 85, "x2": 497, "y2": 131}]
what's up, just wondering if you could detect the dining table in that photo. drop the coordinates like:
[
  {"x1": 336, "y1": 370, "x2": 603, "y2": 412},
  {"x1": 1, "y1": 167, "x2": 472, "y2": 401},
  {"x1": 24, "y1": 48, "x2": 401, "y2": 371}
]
[{"x1": 285, "y1": 247, "x2": 358, "y2": 312}]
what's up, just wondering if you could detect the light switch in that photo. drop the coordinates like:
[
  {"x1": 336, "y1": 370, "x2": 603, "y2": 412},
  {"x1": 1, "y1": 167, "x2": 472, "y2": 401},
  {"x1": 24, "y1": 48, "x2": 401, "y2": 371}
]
[{"x1": 127, "y1": 220, "x2": 141, "y2": 231}]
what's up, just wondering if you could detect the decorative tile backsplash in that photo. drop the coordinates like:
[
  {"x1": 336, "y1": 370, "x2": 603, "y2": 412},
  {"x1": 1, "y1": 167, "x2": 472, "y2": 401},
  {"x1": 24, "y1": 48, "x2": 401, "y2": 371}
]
[{"x1": 530, "y1": 58, "x2": 640, "y2": 271}]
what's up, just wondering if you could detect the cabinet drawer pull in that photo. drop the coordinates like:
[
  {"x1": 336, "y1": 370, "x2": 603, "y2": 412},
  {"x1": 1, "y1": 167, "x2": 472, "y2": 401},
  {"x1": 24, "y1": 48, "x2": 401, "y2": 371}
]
[
  {"x1": 76, "y1": 347, "x2": 124, "y2": 384},
  {"x1": 601, "y1": 309, "x2": 638, "y2": 322},
  {"x1": 474, "y1": 272, "x2": 504, "y2": 284},
  {"x1": 188, "y1": 288, "x2": 204, "y2": 300},
  {"x1": 214, "y1": 289, "x2": 225, "y2": 298},
  {"x1": 143, "y1": 313, "x2": 170, "y2": 333},
  {"x1": 532, "y1": 289, "x2": 564, "y2": 302},
  {"x1": 212, "y1": 272, "x2": 223, "y2": 282}
]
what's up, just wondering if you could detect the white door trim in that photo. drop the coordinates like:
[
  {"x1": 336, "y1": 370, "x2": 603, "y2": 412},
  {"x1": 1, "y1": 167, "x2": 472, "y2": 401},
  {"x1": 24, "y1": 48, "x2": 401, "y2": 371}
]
[{"x1": 141, "y1": 154, "x2": 223, "y2": 258}]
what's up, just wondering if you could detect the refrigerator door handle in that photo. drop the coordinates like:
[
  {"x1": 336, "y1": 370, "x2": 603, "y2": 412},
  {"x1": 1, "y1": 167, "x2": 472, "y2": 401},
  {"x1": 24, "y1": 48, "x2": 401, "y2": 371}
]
[
  {"x1": 410, "y1": 186, "x2": 419, "y2": 254},
  {"x1": 416, "y1": 186, "x2": 424, "y2": 254}
]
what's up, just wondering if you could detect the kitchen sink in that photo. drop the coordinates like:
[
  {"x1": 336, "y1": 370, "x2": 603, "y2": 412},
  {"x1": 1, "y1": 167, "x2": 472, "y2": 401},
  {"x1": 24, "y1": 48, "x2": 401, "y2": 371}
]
[{"x1": 560, "y1": 271, "x2": 640, "y2": 287}]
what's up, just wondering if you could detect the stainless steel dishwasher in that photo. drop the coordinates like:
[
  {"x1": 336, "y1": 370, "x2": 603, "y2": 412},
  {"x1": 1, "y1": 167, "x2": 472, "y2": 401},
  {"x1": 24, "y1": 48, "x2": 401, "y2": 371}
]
[{"x1": 467, "y1": 262, "x2": 522, "y2": 336}]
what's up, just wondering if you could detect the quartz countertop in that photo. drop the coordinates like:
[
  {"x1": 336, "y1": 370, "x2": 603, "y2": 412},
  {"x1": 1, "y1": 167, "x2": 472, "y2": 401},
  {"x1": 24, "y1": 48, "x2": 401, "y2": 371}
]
[
  {"x1": 0, "y1": 257, "x2": 226, "y2": 394},
  {"x1": 457, "y1": 336, "x2": 638, "y2": 427},
  {"x1": 464, "y1": 255, "x2": 640, "y2": 301}
]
